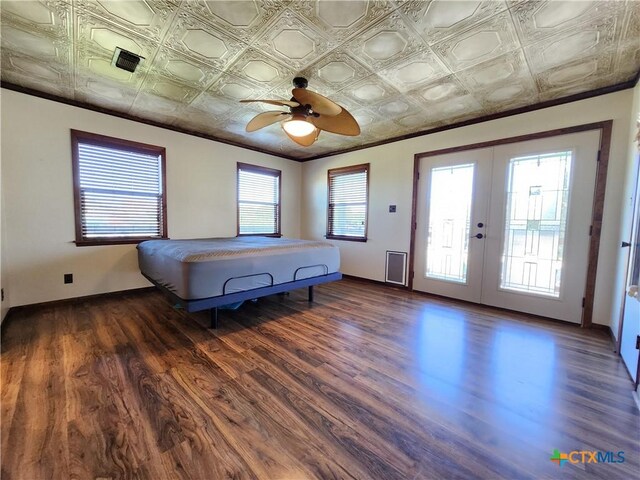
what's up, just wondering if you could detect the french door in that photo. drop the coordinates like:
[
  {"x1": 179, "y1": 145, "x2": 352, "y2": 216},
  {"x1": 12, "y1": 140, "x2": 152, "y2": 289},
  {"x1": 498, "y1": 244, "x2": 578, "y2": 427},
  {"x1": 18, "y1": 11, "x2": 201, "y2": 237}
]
[
  {"x1": 619, "y1": 153, "x2": 640, "y2": 386},
  {"x1": 413, "y1": 131, "x2": 600, "y2": 323}
]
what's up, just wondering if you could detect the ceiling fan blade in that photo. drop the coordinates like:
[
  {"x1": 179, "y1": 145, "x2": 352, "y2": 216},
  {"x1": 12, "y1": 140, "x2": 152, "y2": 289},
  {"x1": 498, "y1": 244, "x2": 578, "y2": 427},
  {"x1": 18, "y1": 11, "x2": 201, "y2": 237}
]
[
  {"x1": 282, "y1": 126, "x2": 320, "y2": 147},
  {"x1": 311, "y1": 107, "x2": 360, "y2": 136},
  {"x1": 292, "y1": 88, "x2": 342, "y2": 116},
  {"x1": 246, "y1": 111, "x2": 291, "y2": 132},
  {"x1": 240, "y1": 99, "x2": 300, "y2": 108}
]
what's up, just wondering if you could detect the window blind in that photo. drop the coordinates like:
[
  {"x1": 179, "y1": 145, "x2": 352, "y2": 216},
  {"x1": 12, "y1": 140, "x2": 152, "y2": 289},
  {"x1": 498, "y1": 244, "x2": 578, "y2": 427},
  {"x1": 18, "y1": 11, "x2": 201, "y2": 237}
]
[
  {"x1": 327, "y1": 164, "x2": 369, "y2": 240},
  {"x1": 74, "y1": 136, "x2": 165, "y2": 242},
  {"x1": 237, "y1": 164, "x2": 281, "y2": 235}
]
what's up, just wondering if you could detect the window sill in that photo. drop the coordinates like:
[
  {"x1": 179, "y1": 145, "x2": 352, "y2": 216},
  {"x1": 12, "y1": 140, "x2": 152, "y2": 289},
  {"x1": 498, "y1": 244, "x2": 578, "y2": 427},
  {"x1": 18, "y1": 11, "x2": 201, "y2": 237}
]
[
  {"x1": 75, "y1": 237, "x2": 168, "y2": 247},
  {"x1": 237, "y1": 233, "x2": 282, "y2": 238},
  {"x1": 325, "y1": 235, "x2": 367, "y2": 243}
]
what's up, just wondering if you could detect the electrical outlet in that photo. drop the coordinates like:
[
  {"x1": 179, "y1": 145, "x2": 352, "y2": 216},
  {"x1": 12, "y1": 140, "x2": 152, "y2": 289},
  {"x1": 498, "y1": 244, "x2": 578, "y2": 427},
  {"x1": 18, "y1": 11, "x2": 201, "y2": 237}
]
[
  {"x1": 64, "y1": 273, "x2": 73, "y2": 284},
  {"x1": 389, "y1": 205, "x2": 397, "y2": 213}
]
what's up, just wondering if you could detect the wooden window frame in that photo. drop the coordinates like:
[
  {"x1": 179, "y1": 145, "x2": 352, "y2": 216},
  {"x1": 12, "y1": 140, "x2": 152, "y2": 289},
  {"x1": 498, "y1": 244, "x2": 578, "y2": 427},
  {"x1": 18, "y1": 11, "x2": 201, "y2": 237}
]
[
  {"x1": 326, "y1": 163, "x2": 370, "y2": 242},
  {"x1": 236, "y1": 162, "x2": 282, "y2": 237},
  {"x1": 71, "y1": 129, "x2": 168, "y2": 246}
]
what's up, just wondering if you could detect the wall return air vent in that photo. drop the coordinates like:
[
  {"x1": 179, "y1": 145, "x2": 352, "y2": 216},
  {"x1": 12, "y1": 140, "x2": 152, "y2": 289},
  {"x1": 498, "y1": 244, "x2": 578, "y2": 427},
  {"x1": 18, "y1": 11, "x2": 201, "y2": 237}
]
[
  {"x1": 111, "y1": 47, "x2": 143, "y2": 73},
  {"x1": 385, "y1": 251, "x2": 407, "y2": 286}
]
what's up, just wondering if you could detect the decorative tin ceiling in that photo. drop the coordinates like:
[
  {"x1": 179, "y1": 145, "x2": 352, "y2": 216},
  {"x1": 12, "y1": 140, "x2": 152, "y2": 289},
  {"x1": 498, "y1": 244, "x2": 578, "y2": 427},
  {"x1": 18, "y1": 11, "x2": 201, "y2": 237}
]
[{"x1": 1, "y1": 0, "x2": 638, "y2": 160}]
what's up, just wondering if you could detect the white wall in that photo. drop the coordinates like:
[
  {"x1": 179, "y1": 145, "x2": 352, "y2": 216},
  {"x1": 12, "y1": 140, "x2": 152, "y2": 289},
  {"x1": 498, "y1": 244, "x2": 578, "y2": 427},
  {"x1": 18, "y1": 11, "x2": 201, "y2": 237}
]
[
  {"x1": 2, "y1": 86, "x2": 635, "y2": 333},
  {"x1": 612, "y1": 82, "x2": 640, "y2": 339},
  {"x1": 1, "y1": 88, "x2": 301, "y2": 308},
  {"x1": 302, "y1": 89, "x2": 634, "y2": 330}
]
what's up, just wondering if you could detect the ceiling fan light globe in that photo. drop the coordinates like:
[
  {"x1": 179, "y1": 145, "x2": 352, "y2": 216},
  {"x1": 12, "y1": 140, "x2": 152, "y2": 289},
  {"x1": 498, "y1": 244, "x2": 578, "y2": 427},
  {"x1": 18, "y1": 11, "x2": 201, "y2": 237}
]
[{"x1": 283, "y1": 119, "x2": 315, "y2": 137}]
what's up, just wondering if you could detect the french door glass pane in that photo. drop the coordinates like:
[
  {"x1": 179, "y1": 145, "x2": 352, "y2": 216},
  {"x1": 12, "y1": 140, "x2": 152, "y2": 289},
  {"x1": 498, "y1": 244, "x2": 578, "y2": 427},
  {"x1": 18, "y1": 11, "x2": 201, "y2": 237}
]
[
  {"x1": 500, "y1": 151, "x2": 572, "y2": 297},
  {"x1": 426, "y1": 164, "x2": 474, "y2": 283}
]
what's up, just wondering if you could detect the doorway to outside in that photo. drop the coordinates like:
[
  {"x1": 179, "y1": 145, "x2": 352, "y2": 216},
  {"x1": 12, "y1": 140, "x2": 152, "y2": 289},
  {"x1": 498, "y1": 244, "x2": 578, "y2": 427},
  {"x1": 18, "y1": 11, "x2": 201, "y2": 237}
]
[{"x1": 409, "y1": 122, "x2": 612, "y2": 326}]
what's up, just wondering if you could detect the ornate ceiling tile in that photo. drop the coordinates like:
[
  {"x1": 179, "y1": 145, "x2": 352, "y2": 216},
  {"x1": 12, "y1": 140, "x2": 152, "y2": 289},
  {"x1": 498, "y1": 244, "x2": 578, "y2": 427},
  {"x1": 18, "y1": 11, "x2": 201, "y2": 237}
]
[
  {"x1": 525, "y1": 14, "x2": 620, "y2": 73},
  {"x1": 400, "y1": 0, "x2": 507, "y2": 45},
  {"x1": 266, "y1": 77, "x2": 335, "y2": 104},
  {"x1": 161, "y1": 11, "x2": 247, "y2": 69},
  {"x1": 373, "y1": 94, "x2": 423, "y2": 119},
  {"x1": 181, "y1": 0, "x2": 287, "y2": 44},
  {"x1": 213, "y1": 126, "x2": 252, "y2": 146},
  {"x1": 0, "y1": 0, "x2": 71, "y2": 38},
  {"x1": 622, "y1": 2, "x2": 640, "y2": 46},
  {"x1": 393, "y1": 111, "x2": 431, "y2": 130},
  {"x1": 299, "y1": 49, "x2": 373, "y2": 92},
  {"x1": 130, "y1": 91, "x2": 187, "y2": 124},
  {"x1": 139, "y1": 74, "x2": 201, "y2": 103},
  {"x1": 0, "y1": 0, "x2": 638, "y2": 160},
  {"x1": 252, "y1": 9, "x2": 334, "y2": 70},
  {"x1": 538, "y1": 74, "x2": 620, "y2": 102},
  {"x1": 456, "y1": 49, "x2": 529, "y2": 92},
  {"x1": 0, "y1": 23, "x2": 70, "y2": 63},
  {"x1": 217, "y1": 114, "x2": 261, "y2": 142},
  {"x1": 76, "y1": 49, "x2": 147, "y2": 89},
  {"x1": 226, "y1": 47, "x2": 295, "y2": 90},
  {"x1": 410, "y1": 74, "x2": 468, "y2": 107},
  {"x1": 290, "y1": 0, "x2": 395, "y2": 42},
  {"x1": 1, "y1": 68, "x2": 74, "y2": 99},
  {"x1": 2, "y1": 50, "x2": 71, "y2": 86},
  {"x1": 366, "y1": 119, "x2": 405, "y2": 140},
  {"x1": 326, "y1": 91, "x2": 366, "y2": 112},
  {"x1": 344, "y1": 133, "x2": 382, "y2": 151},
  {"x1": 76, "y1": 11, "x2": 159, "y2": 60},
  {"x1": 510, "y1": 0, "x2": 625, "y2": 46},
  {"x1": 423, "y1": 94, "x2": 484, "y2": 124},
  {"x1": 535, "y1": 55, "x2": 614, "y2": 92},
  {"x1": 432, "y1": 11, "x2": 519, "y2": 71},
  {"x1": 149, "y1": 48, "x2": 221, "y2": 90},
  {"x1": 75, "y1": 0, "x2": 178, "y2": 41},
  {"x1": 376, "y1": 49, "x2": 450, "y2": 93},
  {"x1": 348, "y1": 12, "x2": 426, "y2": 70},
  {"x1": 172, "y1": 105, "x2": 228, "y2": 135},
  {"x1": 339, "y1": 75, "x2": 398, "y2": 106},
  {"x1": 74, "y1": 76, "x2": 137, "y2": 112},
  {"x1": 475, "y1": 77, "x2": 538, "y2": 110},
  {"x1": 613, "y1": 3, "x2": 640, "y2": 82},
  {"x1": 189, "y1": 91, "x2": 242, "y2": 121},
  {"x1": 207, "y1": 72, "x2": 269, "y2": 104},
  {"x1": 614, "y1": 46, "x2": 640, "y2": 85},
  {"x1": 350, "y1": 107, "x2": 379, "y2": 129}
]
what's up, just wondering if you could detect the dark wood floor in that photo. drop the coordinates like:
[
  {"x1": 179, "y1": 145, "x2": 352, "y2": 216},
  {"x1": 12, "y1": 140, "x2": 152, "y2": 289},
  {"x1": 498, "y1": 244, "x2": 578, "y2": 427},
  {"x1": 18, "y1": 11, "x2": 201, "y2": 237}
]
[{"x1": 1, "y1": 278, "x2": 638, "y2": 480}]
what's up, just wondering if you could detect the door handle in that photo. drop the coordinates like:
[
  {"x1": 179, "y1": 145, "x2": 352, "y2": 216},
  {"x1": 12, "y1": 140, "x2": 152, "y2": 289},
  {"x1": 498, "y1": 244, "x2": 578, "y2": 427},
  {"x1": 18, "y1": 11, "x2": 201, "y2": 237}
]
[
  {"x1": 621, "y1": 241, "x2": 631, "y2": 248},
  {"x1": 473, "y1": 233, "x2": 484, "y2": 239}
]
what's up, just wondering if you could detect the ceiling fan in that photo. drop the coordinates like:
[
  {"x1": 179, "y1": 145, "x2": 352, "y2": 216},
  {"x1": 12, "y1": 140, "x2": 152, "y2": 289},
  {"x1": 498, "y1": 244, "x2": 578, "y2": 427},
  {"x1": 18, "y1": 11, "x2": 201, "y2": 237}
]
[{"x1": 240, "y1": 77, "x2": 360, "y2": 147}]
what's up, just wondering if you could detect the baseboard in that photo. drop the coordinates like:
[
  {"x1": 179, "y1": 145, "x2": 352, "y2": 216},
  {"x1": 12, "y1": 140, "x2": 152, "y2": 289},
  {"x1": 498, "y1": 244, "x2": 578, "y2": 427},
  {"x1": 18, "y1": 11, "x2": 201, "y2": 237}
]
[
  {"x1": 591, "y1": 323, "x2": 616, "y2": 350},
  {"x1": 590, "y1": 323, "x2": 613, "y2": 334},
  {"x1": 341, "y1": 274, "x2": 409, "y2": 290},
  {"x1": 0, "y1": 308, "x2": 9, "y2": 326},
  {"x1": 410, "y1": 288, "x2": 602, "y2": 331},
  {"x1": 5, "y1": 287, "x2": 155, "y2": 317},
  {"x1": 0, "y1": 307, "x2": 13, "y2": 331}
]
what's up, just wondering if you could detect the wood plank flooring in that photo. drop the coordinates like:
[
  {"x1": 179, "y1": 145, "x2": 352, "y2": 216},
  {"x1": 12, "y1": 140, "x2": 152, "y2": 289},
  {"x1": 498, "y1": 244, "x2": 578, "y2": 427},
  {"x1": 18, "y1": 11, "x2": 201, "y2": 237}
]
[{"x1": 1, "y1": 278, "x2": 638, "y2": 479}]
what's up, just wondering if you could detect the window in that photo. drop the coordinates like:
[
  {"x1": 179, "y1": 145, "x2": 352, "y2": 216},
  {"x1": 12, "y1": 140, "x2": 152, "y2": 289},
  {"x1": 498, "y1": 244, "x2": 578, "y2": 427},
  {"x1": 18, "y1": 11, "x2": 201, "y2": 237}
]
[
  {"x1": 327, "y1": 163, "x2": 369, "y2": 241},
  {"x1": 237, "y1": 163, "x2": 281, "y2": 236},
  {"x1": 71, "y1": 130, "x2": 167, "y2": 246}
]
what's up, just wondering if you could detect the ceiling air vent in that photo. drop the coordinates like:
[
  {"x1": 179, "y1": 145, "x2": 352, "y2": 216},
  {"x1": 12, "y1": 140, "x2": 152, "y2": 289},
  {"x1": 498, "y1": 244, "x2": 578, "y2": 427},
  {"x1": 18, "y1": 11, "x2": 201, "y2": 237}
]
[{"x1": 111, "y1": 47, "x2": 143, "y2": 73}]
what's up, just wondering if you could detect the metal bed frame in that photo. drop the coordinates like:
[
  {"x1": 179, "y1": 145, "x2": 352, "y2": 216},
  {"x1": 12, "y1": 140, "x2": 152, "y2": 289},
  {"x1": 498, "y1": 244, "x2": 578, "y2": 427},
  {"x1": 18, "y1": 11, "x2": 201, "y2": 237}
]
[{"x1": 143, "y1": 270, "x2": 342, "y2": 329}]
